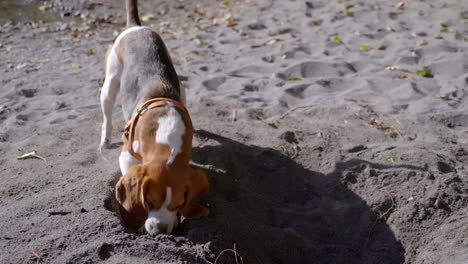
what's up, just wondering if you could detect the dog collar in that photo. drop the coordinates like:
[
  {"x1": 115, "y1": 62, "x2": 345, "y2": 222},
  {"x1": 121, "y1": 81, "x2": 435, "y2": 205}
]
[{"x1": 123, "y1": 97, "x2": 191, "y2": 161}]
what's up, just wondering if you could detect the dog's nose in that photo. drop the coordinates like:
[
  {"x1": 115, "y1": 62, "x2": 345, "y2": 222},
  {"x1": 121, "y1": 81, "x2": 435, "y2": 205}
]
[{"x1": 156, "y1": 223, "x2": 169, "y2": 234}]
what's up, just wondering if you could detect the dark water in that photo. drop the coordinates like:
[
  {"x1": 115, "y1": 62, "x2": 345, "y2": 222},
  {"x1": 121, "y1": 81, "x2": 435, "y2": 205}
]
[{"x1": 0, "y1": 0, "x2": 62, "y2": 23}]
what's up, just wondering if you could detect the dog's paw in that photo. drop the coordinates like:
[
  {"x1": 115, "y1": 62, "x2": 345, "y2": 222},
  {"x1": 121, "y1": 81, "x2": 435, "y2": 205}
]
[{"x1": 98, "y1": 139, "x2": 112, "y2": 150}]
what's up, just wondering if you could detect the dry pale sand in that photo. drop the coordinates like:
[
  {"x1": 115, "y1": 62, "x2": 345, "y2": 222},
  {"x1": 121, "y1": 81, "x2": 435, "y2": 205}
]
[{"x1": 1, "y1": 0, "x2": 468, "y2": 263}]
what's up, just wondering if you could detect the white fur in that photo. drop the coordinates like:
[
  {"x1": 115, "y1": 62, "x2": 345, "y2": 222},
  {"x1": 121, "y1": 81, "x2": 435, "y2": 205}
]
[
  {"x1": 119, "y1": 141, "x2": 141, "y2": 175},
  {"x1": 144, "y1": 187, "x2": 178, "y2": 235},
  {"x1": 155, "y1": 103, "x2": 185, "y2": 164},
  {"x1": 99, "y1": 26, "x2": 147, "y2": 150}
]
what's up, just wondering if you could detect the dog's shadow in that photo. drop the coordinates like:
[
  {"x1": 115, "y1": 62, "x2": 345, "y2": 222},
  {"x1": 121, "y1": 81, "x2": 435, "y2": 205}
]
[{"x1": 180, "y1": 129, "x2": 408, "y2": 264}]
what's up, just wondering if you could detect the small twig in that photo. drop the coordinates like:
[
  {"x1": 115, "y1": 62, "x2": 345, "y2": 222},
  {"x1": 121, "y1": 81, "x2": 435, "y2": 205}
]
[
  {"x1": 231, "y1": 110, "x2": 237, "y2": 123},
  {"x1": 276, "y1": 104, "x2": 315, "y2": 121},
  {"x1": 378, "y1": 192, "x2": 396, "y2": 220},
  {"x1": 189, "y1": 161, "x2": 226, "y2": 174},
  {"x1": 31, "y1": 251, "x2": 42, "y2": 264},
  {"x1": 214, "y1": 243, "x2": 244, "y2": 264}
]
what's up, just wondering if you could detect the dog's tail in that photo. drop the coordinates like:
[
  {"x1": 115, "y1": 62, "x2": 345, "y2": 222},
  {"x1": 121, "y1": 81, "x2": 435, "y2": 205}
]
[{"x1": 125, "y1": 0, "x2": 141, "y2": 27}]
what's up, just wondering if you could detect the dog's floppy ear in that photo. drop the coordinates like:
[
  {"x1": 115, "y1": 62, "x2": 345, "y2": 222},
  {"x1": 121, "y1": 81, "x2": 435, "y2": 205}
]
[
  {"x1": 181, "y1": 168, "x2": 209, "y2": 219},
  {"x1": 115, "y1": 176, "x2": 127, "y2": 205},
  {"x1": 114, "y1": 166, "x2": 149, "y2": 229},
  {"x1": 140, "y1": 176, "x2": 166, "y2": 211},
  {"x1": 115, "y1": 165, "x2": 144, "y2": 207}
]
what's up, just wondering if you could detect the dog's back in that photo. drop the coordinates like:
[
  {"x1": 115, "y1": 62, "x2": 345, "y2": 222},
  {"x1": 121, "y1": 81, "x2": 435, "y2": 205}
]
[
  {"x1": 119, "y1": 27, "x2": 181, "y2": 120},
  {"x1": 118, "y1": 0, "x2": 182, "y2": 120},
  {"x1": 99, "y1": 0, "x2": 184, "y2": 148}
]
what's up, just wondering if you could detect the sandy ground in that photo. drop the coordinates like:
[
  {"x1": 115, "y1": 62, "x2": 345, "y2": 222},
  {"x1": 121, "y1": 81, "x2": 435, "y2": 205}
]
[{"x1": 1, "y1": 0, "x2": 468, "y2": 263}]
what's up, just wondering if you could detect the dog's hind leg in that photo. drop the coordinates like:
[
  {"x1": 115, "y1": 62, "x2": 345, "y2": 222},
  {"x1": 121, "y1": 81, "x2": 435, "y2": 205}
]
[{"x1": 99, "y1": 48, "x2": 122, "y2": 150}]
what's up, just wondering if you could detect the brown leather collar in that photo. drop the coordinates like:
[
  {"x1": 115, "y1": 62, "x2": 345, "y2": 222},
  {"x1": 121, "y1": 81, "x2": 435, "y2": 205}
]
[{"x1": 123, "y1": 97, "x2": 191, "y2": 161}]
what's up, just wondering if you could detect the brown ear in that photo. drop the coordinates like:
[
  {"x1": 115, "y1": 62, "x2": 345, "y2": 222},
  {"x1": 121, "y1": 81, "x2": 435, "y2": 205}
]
[
  {"x1": 115, "y1": 165, "x2": 144, "y2": 208},
  {"x1": 181, "y1": 168, "x2": 209, "y2": 219},
  {"x1": 114, "y1": 170, "x2": 149, "y2": 229},
  {"x1": 115, "y1": 177, "x2": 127, "y2": 205},
  {"x1": 140, "y1": 177, "x2": 165, "y2": 211}
]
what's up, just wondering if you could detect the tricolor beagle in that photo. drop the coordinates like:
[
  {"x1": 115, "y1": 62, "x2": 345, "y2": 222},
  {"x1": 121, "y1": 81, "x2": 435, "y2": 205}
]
[{"x1": 99, "y1": 0, "x2": 208, "y2": 235}]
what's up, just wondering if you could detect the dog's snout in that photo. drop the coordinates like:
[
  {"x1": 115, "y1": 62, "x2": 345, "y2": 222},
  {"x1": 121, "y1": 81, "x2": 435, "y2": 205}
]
[{"x1": 145, "y1": 217, "x2": 172, "y2": 236}]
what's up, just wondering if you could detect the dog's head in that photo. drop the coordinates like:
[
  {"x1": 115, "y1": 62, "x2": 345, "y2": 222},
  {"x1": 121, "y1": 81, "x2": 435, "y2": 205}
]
[{"x1": 115, "y1": 163, "x2": 209, "y2": 235}]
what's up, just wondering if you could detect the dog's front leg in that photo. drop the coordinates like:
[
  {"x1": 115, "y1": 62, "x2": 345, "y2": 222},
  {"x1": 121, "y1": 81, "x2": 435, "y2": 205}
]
[{"x1": 99, "y1": 50, "x2": 122, "y2": 150}]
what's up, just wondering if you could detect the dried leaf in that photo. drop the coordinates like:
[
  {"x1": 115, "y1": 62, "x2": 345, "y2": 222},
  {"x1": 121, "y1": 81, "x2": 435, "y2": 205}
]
[
  {"x1": 223, "y1": 0, "x2": 232, "y2": 6},
  {"x1": 195, "y1": 9, "x2": 205, "y2": 17},
  {"x1": 141, "y1": 13, "x2": 156, "y2": 21},
  {"x1": 70, "y1": 30, "x2": 79, "y2": 38},
  {"x1": 38, "y1": 3, "x2": 49, "y2": 12},
  {"x1": 345, "y1": 11, "x2": 353, "y2": 17},
  {"x1": 17, "y1": 151, "x2": 47, "y2": 162},
  {"x1": 396, "y1": 1, "x2": 405, "y2": 9},
  {"x1": 359, "y1": 44, "x2": 371, "y2": 52},
  {"x1": 388, "y1": 156, "x2": 396, "y2": 163},
  {"x1": 333, "y1": 35, "x2": 343, "y2": 44},
  {"x1": 288, "y1": 77, "x2": 303, "y2": 81},
  {"x1": 88, "y1": 49, "x2": 95, "y2": 55},
  {"x1": 385, "y1": 65, "x2": 409, "y2": 72},
  {"x1": 193, "y1": 38, "x2": 205, "y2": 47},
  {"x1": 266, "y1": 38, "x2": 281, "y2": 45},
  {"x1": 416, "y1": 68, "x2": 433, "y2": 78},
  {"x1": 227, "y1": 17, "x2": 238, "y2": 28},
  {"x1": 416, "y1": 39, "x2": 428, "y2": 46},
  {"x1": 212, "y1": 18, "x2": 220, "y2": 25},
  {"x1": 71, "y1": 63, "x2": 81, "y2": 69}
]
